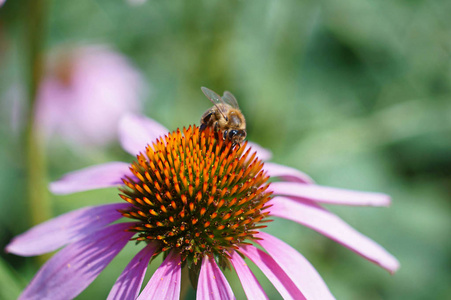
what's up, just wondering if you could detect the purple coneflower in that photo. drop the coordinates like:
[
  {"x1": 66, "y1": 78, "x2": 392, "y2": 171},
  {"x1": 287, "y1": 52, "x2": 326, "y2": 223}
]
[
  {"x1": 7, "y1": 114, "x2": 399, "y2": 299},
  {"x1": 34, "y1": 45, "x2": 144, "y2": 147}
]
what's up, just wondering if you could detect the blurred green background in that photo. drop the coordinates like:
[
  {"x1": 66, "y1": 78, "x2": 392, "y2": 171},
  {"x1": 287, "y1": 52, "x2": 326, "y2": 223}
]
[{"x1": 1, "y1": 0, "x2": 451, "y2": 299}]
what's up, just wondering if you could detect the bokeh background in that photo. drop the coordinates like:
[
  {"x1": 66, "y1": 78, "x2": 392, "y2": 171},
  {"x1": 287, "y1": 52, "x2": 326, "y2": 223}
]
[{"x1": 1, "y1": 0, "x2": 450, "y2": 299}]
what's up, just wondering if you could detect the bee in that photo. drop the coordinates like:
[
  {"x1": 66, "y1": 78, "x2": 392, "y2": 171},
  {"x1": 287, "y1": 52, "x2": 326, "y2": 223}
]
[{"x1": 199, "y1": 87, "x2": 247, "y2": 147}]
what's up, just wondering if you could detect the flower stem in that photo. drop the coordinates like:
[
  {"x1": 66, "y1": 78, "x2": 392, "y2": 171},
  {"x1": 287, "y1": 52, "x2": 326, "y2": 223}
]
[
  {"x1": 180, "y1": 267, "x2": 192, "y2": 300},
  {"x1": 25, "y1": 0, "x2": 51, "y2": 228}
]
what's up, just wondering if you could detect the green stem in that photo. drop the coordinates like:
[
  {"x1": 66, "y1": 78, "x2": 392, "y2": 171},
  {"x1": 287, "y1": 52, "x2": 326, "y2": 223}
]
[
  {"x1": 180, "y1": 267, "x2": 192, "y2": 300},
  {"x1": 25, "y1": 0, "x2": 51, "y2": 227}
]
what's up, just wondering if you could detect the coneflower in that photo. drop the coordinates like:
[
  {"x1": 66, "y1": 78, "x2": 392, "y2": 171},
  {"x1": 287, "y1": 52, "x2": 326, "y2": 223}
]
[{"x1": 7, "y1": 114, "x2": 399, "y2": 299}]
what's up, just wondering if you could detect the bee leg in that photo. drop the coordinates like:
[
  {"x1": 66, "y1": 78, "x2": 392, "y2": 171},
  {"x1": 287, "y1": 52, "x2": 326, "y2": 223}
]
[
  {"x1": 200, "y1": 111, "x2": 214, "y2": 132},
  {"x1": 202, "y1": 111, "x2": 214, "y2": 123},
  {"x1": 212, "y1": 122, "x2": 221, "y2": 141}
]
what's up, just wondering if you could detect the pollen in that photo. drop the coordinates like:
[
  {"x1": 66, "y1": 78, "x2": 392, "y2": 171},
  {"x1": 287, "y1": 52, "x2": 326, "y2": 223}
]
[{"x1": 119, "y1": 125, "x2": 272, "y2": 266}]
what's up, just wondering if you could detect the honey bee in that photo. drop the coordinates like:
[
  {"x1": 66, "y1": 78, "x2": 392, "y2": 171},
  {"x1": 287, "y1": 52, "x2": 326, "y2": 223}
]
[{"x1": 199, "y1": 87, "x2": 247, "y2": 147}]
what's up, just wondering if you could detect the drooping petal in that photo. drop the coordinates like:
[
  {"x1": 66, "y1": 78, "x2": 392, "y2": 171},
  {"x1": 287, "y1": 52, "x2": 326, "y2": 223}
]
[
  {"x1": 264, "y1": 162, "x2": 314, "y2": 184},
  {"x1": 19, "y1": 223, "x2": 135, "y2": 300},
  {"x1": 230, "y1": 251, "x2": 268, "y2": 300},
  {"x1": 270, "y1": 196, "x2": 400, "y2": 273},
  {"x1": 240, "y1": 245, "x2": 305, "y2": 300},
  {"x1": 256, "y1": 232, "x2": 335, "y2": 300},
  {"x1": 108, "y1": 243, "x2": 158, "y2": 300},
  {"x1": 137, "y1": 250, "x2": 181, "y2": 300},
  {"x1": 119, "y1": 113, "x2": 169, "y2": 156},
  {"x1": 6, "y1": 203, "x2": 131, "y2": 256},
  {"x1": 49, "y1": 162, "x2": 134, "y2": 195},
  {"x1": 197, "y1": 256, "x2": 235, "y2": 300},
  {"x1": 270, "y1": 182, "x2": 391, "y2": 206},
  {"x1": 247, "y1": 141, "x2": 272, "y2": 161}
]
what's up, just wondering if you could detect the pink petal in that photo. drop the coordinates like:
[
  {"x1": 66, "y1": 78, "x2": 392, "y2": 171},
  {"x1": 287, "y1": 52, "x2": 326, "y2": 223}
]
[
  {"x1": 240, "y1": 245, "x2": 305, "y2": 300},
  {"x1": 119, "y1": 113, "x2": 169, "y2": 156},
  {"x1": 230, "y1": 251, "x2": 268, "y2": 300},
  {"x1": 256, "y1": 232, "x2": 335, "y2": 299},
  {"x1": 270, "y1": 196, "x2": 400, "y2": 273},
  {"x1": 264, "y1": 162, "x2": 314, "y2": 184},
  {"x1": 270, "y1": 182, "x2": 391, "y2": 206},
  {"x1": 197, "y1": 256, "x2": 235, "y2": 300},
  {"x1": 137, "y1": 250, "x2": 181, "y2": 300},
  {"x1": 108, "y1": 243, "x2": 158, "y2": 300},
  {"x1": 49, "y1": 162, "x2": 134, "y2": 195},
  {"x1": 19, "y1": 223, "x2": 135, "y2": 300},
  {"x1": 247, "y1": 141, "x2": 272, "y2": 161},
  {"x1": 6, "y1": 203, "x2": 131, "y2": 256}
]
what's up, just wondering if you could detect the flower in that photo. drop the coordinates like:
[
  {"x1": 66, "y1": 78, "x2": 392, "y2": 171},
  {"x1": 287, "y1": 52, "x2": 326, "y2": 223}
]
[
  {"x1": 34, "y1": 45, "x2": 144, "y2": 147},
  {"x1": 6, "y1": 114, "x2": 399, "y2": 299}
]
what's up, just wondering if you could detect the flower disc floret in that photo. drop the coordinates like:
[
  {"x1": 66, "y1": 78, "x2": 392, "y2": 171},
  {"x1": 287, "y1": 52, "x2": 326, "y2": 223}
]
[{"x1": 119, "y1": 125, "x2": 272, "y2": 266}]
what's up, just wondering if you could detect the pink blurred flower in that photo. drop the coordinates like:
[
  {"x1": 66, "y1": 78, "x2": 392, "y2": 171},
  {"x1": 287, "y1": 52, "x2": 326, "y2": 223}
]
[
  {"x1": 7, "y1": 114, "x2": 399, "y2": 299},
  {"x1": 0, "y1": 0, "x2": 5, "y2": 7},
  {"x1": 35, "y1": 45, "x2": 144, "y2": 146}
]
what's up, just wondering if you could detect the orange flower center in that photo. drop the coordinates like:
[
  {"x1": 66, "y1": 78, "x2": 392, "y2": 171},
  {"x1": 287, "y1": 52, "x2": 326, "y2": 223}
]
[{"x1": 119, "y1": 125, "x2": 272, "y2": 268}]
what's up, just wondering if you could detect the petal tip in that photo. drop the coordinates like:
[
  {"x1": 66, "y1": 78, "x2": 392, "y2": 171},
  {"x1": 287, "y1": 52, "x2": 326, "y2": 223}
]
[
  {"x1": 48, "y1": 181, "x2": 60, "y2": 194},
  {"x1": 375, "y1": 249, "x2": 400, "y2": 274},
  {"x1": 4, "y1": 240, "x2": 23, "y2": 256},
  {"x1": 4, "y1": 244, "x2": 12, "y2": 254},
  {"x1": 48, "y1": 181, "x2": 69, "y2": 195},
  {"x1": 386, "y1": 258, "x2": 400, "y2": 275},
  {"x1": 374, "y1": 194, "x2": 391, "y2": 207}
]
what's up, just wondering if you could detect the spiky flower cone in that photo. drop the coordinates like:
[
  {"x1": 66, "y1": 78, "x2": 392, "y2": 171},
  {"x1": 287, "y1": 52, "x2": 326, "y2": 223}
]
[{"x1": 119, "y1": 125, "x2": 272, "y2": 284}]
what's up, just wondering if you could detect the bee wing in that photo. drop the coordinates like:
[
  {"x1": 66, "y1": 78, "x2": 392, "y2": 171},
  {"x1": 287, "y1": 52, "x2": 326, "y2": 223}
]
[
  {"x1": 201, "y1": 87, "x2": 228, "y2": 118},
  {"x1": 222, "y1": 91, "x2": 240, "y2": 109}
]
